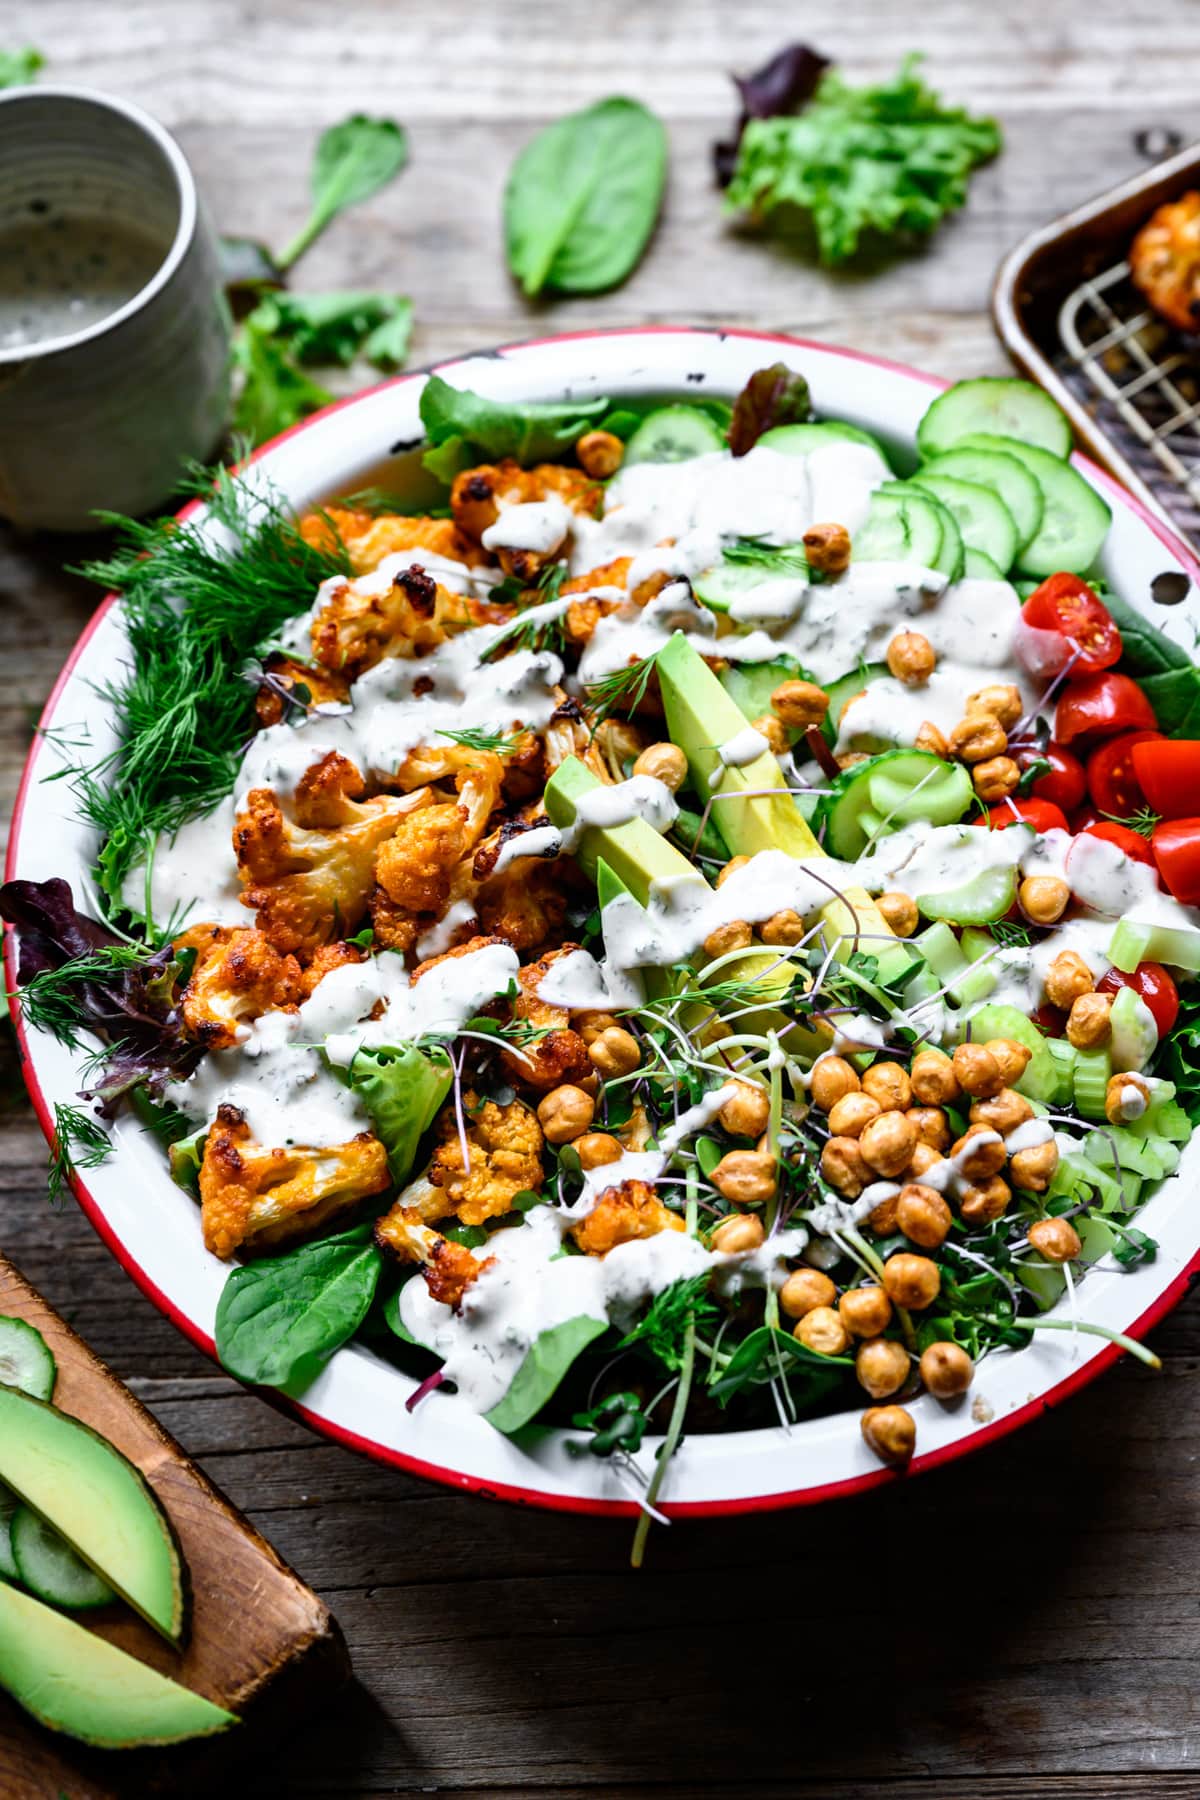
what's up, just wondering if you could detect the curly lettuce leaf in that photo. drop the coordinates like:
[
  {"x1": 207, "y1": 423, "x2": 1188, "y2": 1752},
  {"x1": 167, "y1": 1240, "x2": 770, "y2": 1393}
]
[
  {"x1": 347, "y1": 1043, "x2": 453, "y2": 1182},
  {"x1": 724, "y1": 56, "x2": 1001, "y2": 265}
]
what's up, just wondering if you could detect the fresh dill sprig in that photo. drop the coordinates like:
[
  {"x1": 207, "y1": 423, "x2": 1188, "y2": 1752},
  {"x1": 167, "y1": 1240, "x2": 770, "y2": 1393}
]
[
  {"x1": 620, "y1": 1272, "x2": 720, "y2": 1373},
  {"x1": 991, "y1": 919, "x2": 1034, "y2": 950},
  {"x1": 1104, "y1": 806, "x2": 1162, "y2": 839},
  {"x1": 584, "y1": 651, "x2": 661, "y2": 727},
  {"x1": 439, "y1": 726, "x2": 521, "y2": 755},
  {"x1": 48, "y1": 1102, "x2": 112, "y2": 1204},
  {"x1": 17, "y1": 946, "x2": 156, "y2": 1048},
  {"x1": 70, "y1": 463, "x2": 349, "y2": 903}
]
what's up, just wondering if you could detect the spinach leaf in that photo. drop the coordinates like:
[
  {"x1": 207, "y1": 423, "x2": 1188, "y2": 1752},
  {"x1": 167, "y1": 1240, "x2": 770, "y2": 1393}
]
[
  {"x1": 484, "y1": 1315, "x2": 609, "y2": 1435},
  {"x1": 728, "y1": 362, "x2": 812, "y2": 455},
  {"x1": 381, "y1": 1277, "x2": 422, "y2": 1346},
  {"x1": 709, "y1": 1325, "x2": 851, "y2": 1406},
  {"x1": 0, "y1": 46, "x2": 42, "y2": 87},
  {"x1": 347, "y1": 1042, "x2": 453, "y2": 1183},
  {"x1": 215, "y1": 1223, "x2": 382, "y2": 1390},
  {"x1": 279, "y1": 115, "x2": 409, "y2": 271},
  {"x1": 724, "y1": 56, "x2": 1000, "y2": 265},
  {"x1": 504, "y1": 97, "x2": 667, "y2": 298},
  {"x1": 1102, "y1": 590, "x2": 1200, "y2": 736},
  {"x1": 419, "y1": 375, "x2": 609, "y2": 484}
]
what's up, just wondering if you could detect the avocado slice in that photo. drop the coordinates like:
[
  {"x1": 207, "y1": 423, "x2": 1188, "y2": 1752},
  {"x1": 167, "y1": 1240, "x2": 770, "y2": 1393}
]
[
  {"x1": 654, "y1": 634, "x2": 904, "y2": 972},
  {"x1": 0, "y1": 1385, "x2": 184, "y2": 1644},
  {"x1": 0, "y1": 1581, "x2": 236, "y2": 1748}
]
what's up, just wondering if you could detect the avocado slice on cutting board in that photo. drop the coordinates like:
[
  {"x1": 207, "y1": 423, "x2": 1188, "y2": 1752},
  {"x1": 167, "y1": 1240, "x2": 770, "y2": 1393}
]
[
  {"x1": 0, "y1": 1384, "x2": 184, "y2": 1643},
  {"x1": 0, "y1": 1580, "x2": 236, "y2": 1748}
]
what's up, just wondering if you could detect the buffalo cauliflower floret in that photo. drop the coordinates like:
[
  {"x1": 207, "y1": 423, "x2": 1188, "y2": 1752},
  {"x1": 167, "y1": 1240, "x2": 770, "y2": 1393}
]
[
  {"x1": 498, "y1": 949, "x2": 591, "y2": 1092},
  {"x1": 450, "y1": 460, "x2": 601, "y2": 580},
  {"x1": 176, "y1": 924, "x2": 301, "y2": 1051},
  {"x1": 199, "y1": 1104, "x2": 390, "y2": 1260},
  {"x1": 297, "y1": 938, "x2": 367, "y2": 1000},
  {"x1": 255, "y1": 655, "x2": 350, "y2": 730},
  {"x1": 571, "y1": 1179, "x2": 685, "y2": 1257},
  {"x1": 427, "y1": 1089, "x2": 544, "y2": 1226},
  {"x1": 374, "y1": 1196, "x2": 492, "y2": 1310},
  {"x1": 299, "y1": 506, "x2": 491, "y2": 574},
  {"x1": 562, "y1": 556, "x2": 632, "y2": 646},
  {"x1": 475, "y1": 848, "x2": 582, "y2": 954},
  {"x1": 374, "y1": 745, "x2": 504, "y2": 943},
  {"x1": 1131, "y1": 192, "x2": 1200, "y2": 332}
]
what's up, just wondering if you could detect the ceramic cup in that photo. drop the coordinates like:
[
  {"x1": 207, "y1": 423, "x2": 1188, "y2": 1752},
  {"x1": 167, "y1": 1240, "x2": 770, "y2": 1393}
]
[{"x1": 0, "y1": 86, "x2": 231, "y2": 532}]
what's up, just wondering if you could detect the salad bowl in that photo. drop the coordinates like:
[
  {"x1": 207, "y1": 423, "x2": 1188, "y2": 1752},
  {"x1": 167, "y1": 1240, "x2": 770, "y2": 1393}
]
[{"x1": 7, "y1": 326, "x2": 1200, "y2": 1516}]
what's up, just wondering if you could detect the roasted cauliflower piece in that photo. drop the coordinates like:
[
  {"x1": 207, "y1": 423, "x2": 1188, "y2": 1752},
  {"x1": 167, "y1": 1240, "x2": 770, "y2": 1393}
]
[
  {"x1": 1131, "y1": 192, "x2": 1200, "y2": 332},
  {"x1": 450, "y1": 460, "x2": 602, "y2": 580},
  {"x1": 299, "y1": 506, "x2": 490, "y2": 575},
  {"x1": 427, "y1": 1089, "x2": 544, "y2": 1226},
  {"x1": 374, "y1": 1198, "x2": 492, "y2": 1310},
  {"x1": 296, "y1": 938, "x2": 367, "y2": 1000},
  {"x1": 176, "y1": 924, "x2": 301, "y2": 1051},
  {"x1": 498, "y1": 948, "x2": 592, "y2": 1092},
  {"x1": 374, "y1": 745, "x2": 504, "y2": 942},
  {"x1": 571, "y1": 1179, "x2": 685, "y2": 1257},
  {"x1": 199, "y1": 1104, "x2": 390, "y2": 1260},
  {"x1": 474, "y1": 844, "x2": 581, "y2": 955},
  {"x1": 563, "y1": 556, "x2": 632, "y2": 646},
  {"x1": 255, "y1": 655, "x2": 351, "y2": 730}
]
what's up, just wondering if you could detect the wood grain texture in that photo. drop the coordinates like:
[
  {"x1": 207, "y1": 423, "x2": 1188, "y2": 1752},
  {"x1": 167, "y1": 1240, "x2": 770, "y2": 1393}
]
[{"x1": 2, "y1": 0, "x2": 1200, "y2": 1791}]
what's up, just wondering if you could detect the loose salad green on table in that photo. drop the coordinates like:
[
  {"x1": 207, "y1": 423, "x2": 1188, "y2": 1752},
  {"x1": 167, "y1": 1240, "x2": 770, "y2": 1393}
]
[{"x1": 5, "y1": 362, "x2": 1200, "y2": 1553}]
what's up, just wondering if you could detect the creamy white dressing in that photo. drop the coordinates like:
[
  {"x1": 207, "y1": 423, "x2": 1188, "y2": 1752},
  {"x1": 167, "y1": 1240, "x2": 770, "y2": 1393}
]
[
  {"x1": 855, "y1": 821, "x2": 1033, "y2": 904},
  {"x1": 482, "y1": 496, "x2": 573, "y2": 555},
  {"x1": 710, "y1": 726, "x2": 770, "y2": 785},
  {"x1": 121, "y1": 795, "x2": 245, "y2": 930},
  {"x1": 557, "y1": 773, "x2": 678, "y2": 852},
  {"x1": 415, "y1": 898, "x2": 478, "y2": 959}
]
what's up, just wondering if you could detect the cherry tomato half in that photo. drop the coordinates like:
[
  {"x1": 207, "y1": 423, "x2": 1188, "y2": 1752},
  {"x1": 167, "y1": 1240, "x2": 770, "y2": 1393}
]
[
  {"x1": 1097, "y1": 962, "x2": 1180, "y2": 1038},
  {"x1": 1022, "y1": 574, "x2": 1123, "y2": 674},
  {"x1": 1056, "y1": 672, "x2": 1158, "y2": 745},
  {"x1": 1152, "y1": 818, "x2": 1200, "y2": 905},
  {"x1": 1073, "y1": 815, "x2": 1157, "y2": 866},
  {"x1": 1016, "y1": 741, "x2": 1086, "y2": 813},
  {"x1": 1086, "y1": 729, "x2": 1163, "y2": 817},
  {"x1": 981, "y1": 797, "x2": 1070, "y2": 834},
  {"x1": 1130, "y1": 738, "x2": 1200, "y2": 820}
]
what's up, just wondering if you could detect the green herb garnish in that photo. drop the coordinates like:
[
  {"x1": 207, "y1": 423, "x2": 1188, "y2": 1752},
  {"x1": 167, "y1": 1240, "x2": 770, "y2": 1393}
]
[{"x1": 48, "y1": 1103, "x2": 112, "y2": 1204}]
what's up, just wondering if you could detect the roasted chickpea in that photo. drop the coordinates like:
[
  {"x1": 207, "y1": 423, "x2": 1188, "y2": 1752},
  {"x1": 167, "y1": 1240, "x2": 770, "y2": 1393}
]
[
  {"x1": 748, "y1": 713, "x2": 788, "y2": 757},
  {"x1": 1019, "y1": 875, "x2": 1070, "y2": 925},
  {"x1": 821, "y1": 1135, "x2": 868, "y2": 1198},
  {"x1": 537, "y1": 1084, "x2": 595, "y2": 1144},
  {"x1": 632, "y1": 742, "x2": 687, "y2": 791},
  {"x1": 810, "y1": 1055, "x2": 860, "y2": 1111},
  {"x1": 839, "y1": 1284, "x2": 893, "y2": 1339},
  {"x1": 861, "y1": 1404, "x2": 916, "y2": 1466},
  {"x1": 920, "y1": 1341, "x2": 974, "y2": 1399},
  {"x1": 1044, "y1": 949, "x2": 1094, "y2": 1010},
  {"x1": 710, "y1": 1212, "x2": 766, "y2": 1255},
  {"x1": 1028, "y1": 1216, "x2": 1082, "y2": 1262},
  {"x1": 886, "y1": 631, "x2": 936, "y2": 685},
  {"x1": 896, "y1": 1182, "x2": 953, "y2": 1249},
  {"x1": 882, "y1": 1252, "x2": 941, "y2": 1310},
  {"x1": 949, "y1": 713, "x2": 1007, "y2": 764},
  {"x1": 1105, "y1": 1071, "x2": 1152, "y2": 1125},
  {"x1": 703, "y1": 920, "x2": 753, "y2": 960},
  {"x1": 575, "y1": 1011, "x2": 617, "y2": 1045},
  {"x1": 906, "y1": 1105, "x2": 950, "y2": 1150},
  {"x1": 780, "y1": 1266, "x2": 837, "y2": 1320},
  {"x1": 911, "y1": 1048, "x2": 960, "y2": 1106},
  {"x1": 714, "y1": 1080, "x2": 768, "y2": 1141},
  {"x1": 715, "y1": 855, "x2": 751, "y2": 889},
  {"x1": 771, "y1": 679, "x2": 829, "y2": 729},
  {"x1": 966, "y1": 683, "x2": 1023, "y2": 729},
  {"x1": 951, "y1": 1042, "x2": 1004, "y2": 1099},
  {"x1": 906, "y1": 1141, "x2": 943, "y2": 1178},
  {"x1": 959, "y1": 1175, "x2": 1012, "y2": 1225},
  {"x1": 712, "y1": 1149, "x2": 776, "y2": 1205},
  {"x1": 914, "y1": 720, "x2": 950, "y2": 758},
  {"x1": 760, "y1": 908, "x2": 807, "y2": 945},
  {"x1": 1009, "y1": 1137, "x2": 1060, "y2": 1193},
  {"x1": 588, "y1": 1026, "x2": 641, "y2": 1078},
  {"x1": 859, "y1": 1111, "x2": 918, "y2": 1178},
  {"x1": 969, "y1": 1088, "x2": 1033, "y2": 1134},
  {"x1": 867, "y1": 1186, "x2": 901, "y2": 1234},
  {"x1": 861, "y1": 1061, "x2": 912, "y2": 1112},
  {"x1": 951, "y1": 1125, "x2": 1007, "y2": 1180},
  {"x1": 802, "y1": 520, "x2": 852, "y2": 576},
  {"x1": 575, "y1": 428, "x2": 624, "y2": 477},
  {"x1": 1066, "y1": 991, "x2": 1114, "y2": 1049},
  {"x1": 973, "y1": 755, "x2": 1021, "y2": 802},
  {"x1": 985, "y1": 1038, "x2": 1032, "y2": 1086},
  {"x1": 575, "y1": 1131, "x2": 623, "y2": 1170},
  {"x1": 827, "y1": 1091, "x2": 882, "y2": 1138},
  {"x1": 856, "y1": 1336, "x2": 910, "y2": 1399},
  {"x1": 796, "y1": 1305, "x2": 850, "y2": 1356},
  {"x1": 876, "y1": 890, "x2": 920, "y2": 937}
]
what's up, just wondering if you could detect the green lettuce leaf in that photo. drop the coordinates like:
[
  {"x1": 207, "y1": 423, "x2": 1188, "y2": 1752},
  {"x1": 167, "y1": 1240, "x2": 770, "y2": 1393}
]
[
  {"x1": 347, "y1": 1043, "x2": 453, "y2": 1183},
  {"x1": 419, "y1": 375, "x2": 609, "y2": 484}
]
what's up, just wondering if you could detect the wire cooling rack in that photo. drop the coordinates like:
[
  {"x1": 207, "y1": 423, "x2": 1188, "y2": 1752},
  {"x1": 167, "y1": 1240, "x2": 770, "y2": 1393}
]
[{"x1": 1057, "y1": 261, "x2": 1200, "y2": 551}]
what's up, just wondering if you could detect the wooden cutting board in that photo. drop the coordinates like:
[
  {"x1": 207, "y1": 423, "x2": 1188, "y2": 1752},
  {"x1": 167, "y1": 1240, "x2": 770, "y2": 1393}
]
[{"x1": 0, "y1": 1254, "x2": 350, "y2": 1797}]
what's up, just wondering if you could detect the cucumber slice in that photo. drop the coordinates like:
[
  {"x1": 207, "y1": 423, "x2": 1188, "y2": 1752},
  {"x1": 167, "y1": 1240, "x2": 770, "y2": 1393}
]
[
  {"x1": 879, "y1": 482, "x2": 964, "y2": 580},
  {"x1": 821, "y1": 662, "x2": 889, "y2": 746},
  {"x1": 917, "y1": 864, "x2": 1017, "y2": 926},
  {"x1": 1045, "y1": 1038, "x2": 1077, "y2": 1109},
  {"x1": 11, "y1": 1507, "x2": 115, "y2": 1611},
  {"x1": 758, "y1": 420, "x2": 891, "y2": 463},
  {"x1": 1109, "y1": 915, "x2": 1200, "y2": 975},
  {"x1": 1073, "y1": 1046, "x2": 1114, "y2": 1120},
  {"x1": 623, "y1": 405, "x2": 726, "y2": 465},
  {"x1": 856, "y1": 487, "x2": 947, "y2": 571},
  {"x1": 912, "y1": 921, "x2": 968, "y2": 986},
  {"x1": 1110, "y1": 985, "x2": 1158, "y2": 1072},
  {"x1": 962, "y1": 1002, "x2": 1060, "y2": 1103},
  {"x1": 814, "y1": 749, "x2": 973, "y2": 859},
  {"x1": 693, "y1": 549, "x2": 809, "y2": 615},
  {"x1": 0, "y1": 1318, "x2": 56, "y2": 1403},
  {"x1": 920, "y1": 446, "x2": 1044, "y2": 551},
  {"x1": 916, "y1": 377, "x2": 1073, "y2": 461},
  {"x1": 720, "y1": 655, "x2": 810, "y2": 732},
  {"x1": 951, "y1": 926, "x2": 1001, "y2": 1006},
  {"x1": 962, "y1": 547, "x2": 1006, "y2": 582},
  {"x1": 910, "y1": 472, "x2": 1019, "y2": 573},
  {"x1": 951, "y1": 434, "x2": 1112, "y2": 577},
  {"x1": 0, "y1": 1485, "x2": 17, "y2": 1583}
]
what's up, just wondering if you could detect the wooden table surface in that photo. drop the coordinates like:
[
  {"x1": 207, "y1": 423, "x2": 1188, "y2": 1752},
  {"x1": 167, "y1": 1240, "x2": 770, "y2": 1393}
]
[{"x1": 3, "y1": 2, "x2": 1200, "y2": 1793}]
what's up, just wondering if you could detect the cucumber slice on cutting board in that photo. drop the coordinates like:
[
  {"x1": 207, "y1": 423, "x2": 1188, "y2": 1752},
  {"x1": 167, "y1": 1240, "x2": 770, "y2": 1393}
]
[
  {"x1": 0, "y1": 1317, "x2": 56, "y2": 1403},
  {"x1": 920, "y1": 446, "x2": 1044, "y2": 551},
  {"x1": 951, "y1": 433, "x2": 1112, "y2": 576},
  {"x1": 623, "y1": 405, "x2": 726, "y2": 465},
  {"x1": 10, "y1": 1506, "x2": 115, "y2": 1611},
  {"x1": 910, "y1": 471, "x2": 1018, "y2": 572},
  {"x1": 917, "y1": 377, "x2": 1073, "y2": 460}
]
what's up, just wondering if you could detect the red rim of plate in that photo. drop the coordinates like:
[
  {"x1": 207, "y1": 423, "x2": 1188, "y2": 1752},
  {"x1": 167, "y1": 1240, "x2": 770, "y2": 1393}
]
[{"x1": 7, "y1": 325, "x2": 1200, "y2": 1519}]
